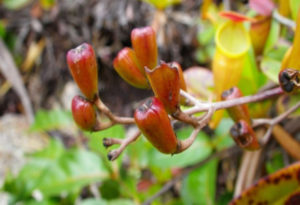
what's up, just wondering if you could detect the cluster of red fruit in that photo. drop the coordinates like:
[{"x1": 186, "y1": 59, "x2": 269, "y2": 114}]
[{"x1": 67, "y1": 27, "x2": 191, "y2": 155}]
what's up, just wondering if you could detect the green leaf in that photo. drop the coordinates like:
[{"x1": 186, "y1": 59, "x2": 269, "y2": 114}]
[
  {"x1": 37, "y1": 149, "x2": 107, "y2": 197},
  {"x1": 181, "y1": 159, "x2": 218, "y2": 205},
  {"x1": 197, "y1": 21, "x2": 215, "y2": 45},
  {"x1": 216, "y1": 192, "x2": 234, "y2": 205},
  {"x1": 266, "y1": 150, "x2": 285, "y2": 174},
  {"x1": 265, "y1": 46, "x2": 289, "y2": 61},
  {"x1": 80, "y1": 198, "x2": 135, "y2": 205},
  {"x1": 3, "y1": 140, "x2": 108, "y2": 200},
  {"x1": 3, "y1": 0, "x2": 33, "y2": 9},
  {"x1": 30, "y1": 109, "x2": 73, "y2": 132},
  {"x1": 24, "y1": 199, "x2": 58, "y2": 205},
  {"x1": 263, "y1": 19, "x2": 280, "y2": 54},
  {"x1": 99, "y1": 179, "x2": 121, "y2": 200},
  {"x1": 238, "y1": 49, "x2": 267, "y2": 95},
  {"x1": 31, "y1": 139, "x2": 64, "y2": 159},
  {"x1": 0, "y1": 21, "x2": 6, "y2": 38},
  {"x1": 212, "y1": 118, "x2": 234, "y2": 151},
  {"x1": 261, "y1": 57, "x2": 281, "y2": 83},
  {"x1": 148, "y1": 128, "x2": 213, "y2": 169},
  {"x1": 290, "y1": 0, "x2": 300, "y2": 20},
  {"x1": 84, "y1": 125, "x2": 125, "y2": 154}
]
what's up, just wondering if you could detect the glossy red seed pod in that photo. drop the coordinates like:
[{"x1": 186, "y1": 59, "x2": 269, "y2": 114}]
[
  {"x1": 71, "y1": 95, "x2": 97, "y2": 131},
  {"x1": 170, "y1": 62, "x2": 187, "y2": 91},
  {"x1": 170, "y1": 62, "x2": 188, "y2": 105},
  {"x1": 221, "y1": 86, "x2": 251, "y2": 124},
  {"x1": 134, "y1": 97, "x2": 178, "y2": 154},
  {"x1": 230, "y1": 120, "x2": 260, "y2": 151},
  {"x1": 67, "y1": 43, "x2": 98, "y2": 101},
  {"x1": 113, "y1": 47, "x2": 149, "y2": 89},
  {"x1": 131, "y1": 26, "x2": 158, "y2": 70},
  {"x1": 146, "y1": 62, "x2": 180, "y2": 114}
]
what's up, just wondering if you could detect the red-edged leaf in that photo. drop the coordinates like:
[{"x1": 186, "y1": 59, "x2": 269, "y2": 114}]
[
  {"x1": 230, "y1": 162, "x2": 300, "y2": 204},
  {"x1": 219, "y1": 11, "x2": 254, "y2": 22}
]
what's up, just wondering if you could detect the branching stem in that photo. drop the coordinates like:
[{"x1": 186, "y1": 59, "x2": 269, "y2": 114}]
[{"x1": 183, "y1": 87, "x2": 283, "y2": 115}]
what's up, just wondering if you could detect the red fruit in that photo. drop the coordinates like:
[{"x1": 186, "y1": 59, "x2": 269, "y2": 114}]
[
  {"x1": 146, "y1": 62, "x2": 180, "y2": 114},
  {"x1": 230, "y1": 120, "x2": 260, "y2": 150},
  {"x1": 134, "y1": 97, "x2": 178, "y2": 154},
  {"x1": 131, "y1": 26, "x2": 158, "y2": 70},
  {"x1": 71, "y1": 95, "x2": 97, "y2": 130},
  {"x1": 67, "y1": 43, "x2": 98, "y2": 101},
  {"x1": 113, "y1": 47, "x2": 149, "y2": 89}
]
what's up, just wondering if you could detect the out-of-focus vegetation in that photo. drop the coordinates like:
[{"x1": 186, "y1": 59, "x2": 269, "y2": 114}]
[{"x1": 1, "y1": 0, "x2": 300, "y2": 204}]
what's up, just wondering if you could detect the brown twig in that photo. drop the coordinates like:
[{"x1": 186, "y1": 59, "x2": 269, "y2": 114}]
[
  {"x1": 253, "y1": 100, "x2": 300, "y2": 144},
  {"x1": 93, "y1": 120, "x2": 114, "y2": 131},
  {"x1": 183, "y1": 87, "x2": 283, "y2": 115},
  {"x1": 94, "y1": 97, "x2": 135, "y2": 124},
  {"x1": 106, "y1": 130, "x2": 141, "y2": 161},
  {"x1": 143, "y1": 145, "x2": 241, "y2": 205},
  {"x1": 175, "y1": 105, "x2": 215, "y2": 153},
  {"x1": 172, "y1": 109, "x2": 199, "y2": 128}
]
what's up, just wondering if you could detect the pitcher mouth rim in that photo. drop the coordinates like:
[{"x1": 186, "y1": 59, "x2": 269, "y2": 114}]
[{"x1": 215, "y1": 21, "x2": 250, "y2": 58}]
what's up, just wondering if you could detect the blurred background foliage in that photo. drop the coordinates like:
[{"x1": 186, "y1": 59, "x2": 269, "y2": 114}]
[{"x1": 0, "y1": 0, "x2": 300, "y2": 204}]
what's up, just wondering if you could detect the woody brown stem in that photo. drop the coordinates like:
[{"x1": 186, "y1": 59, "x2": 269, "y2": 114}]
[
  {"x1": 94, "y1": 97, "x2": 135, "y2": 124},
  {"x1": 107, "y1": 130, "x2": 141, "y2": 161},
  {"x1": 183, "y1": 87, "x2": 283, "y2": 115},
  {"x1": 93, "y1": 121, "x2": 114, "y2": 131},
  {"x1": 172, "y1": 109, "x2": 199, "y2": 128},
  {"x1": 252, "y1": 101, "x2": 300, "y2": 145},
  {"x1": 175, "y1": 106, "x2": 214, "y2": 153}
]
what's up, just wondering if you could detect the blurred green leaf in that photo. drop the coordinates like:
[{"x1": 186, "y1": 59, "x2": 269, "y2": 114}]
[
  {"x1": 142, "y1": 0, "x2": 181, "y2": 9},
  {"x1": 263, "y1": 19, "x2": 280, "y2": 54},
  {"x1": 197, "y1": 22, "x2": 215, "y2": 45},
  {"x1": 196, "y1": 45, "x2": 215, "y2": 64},
  {"x1": 216, "y1": 191, "x2": 234, "y2": 205},
  {"x1": 239, "y1": 49, "x2": 267, "y2": 95},
  {"x1": 261, "y1": 57, "x2": 281, "y2": 83},
  {"x1": 266, "y1": 151, "x2": 285, "y2": 174},
  {"x1": 31, "y1": 139, "x2": 64, "y2": 159},
  {"x1": 37, "y1": 149, "x2": 107, "y2": 197},
  {"x1": 290, "y1": 0, "x2": 300, "y2": 20},
  {"x1": 265, "y1": 46, "x2": 289, "y2": 61},
  {"x1": 100, "y1": 179, "x2": 121, "y2": 200},
  {"x1": 3, "y1": 139, "x2": 108, "y2": 201},
  {"x1": 148, "y1": 128, "x2": 213, "y2": 169},
  {"x1": 0, "y1": 21, "x2": 6, "y2": 38},
  {"x1": 30, "y1": 109, "x2": 73, "y2": 132},
  {"x1": 3, "y1": 0, "x2": 33, "y2": 9},
  {"x1": 126, "y1": 136, "x2": 153, "y2": 168},
  {"x1": 80, "y1": 198, "x2": 135, "y2": 205},
  {"x1": 261, "y1": 46, "x2": 289, "y2": 83},
  {"x1": 84, "y1": 125, "x2": 125, "y2": 154},
  {"x1": 181, "y1": 159, "x2": 218, "y2": 205},
  {"x1": 212, "y1": 118, "x2": 234, "y2": 151}
]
